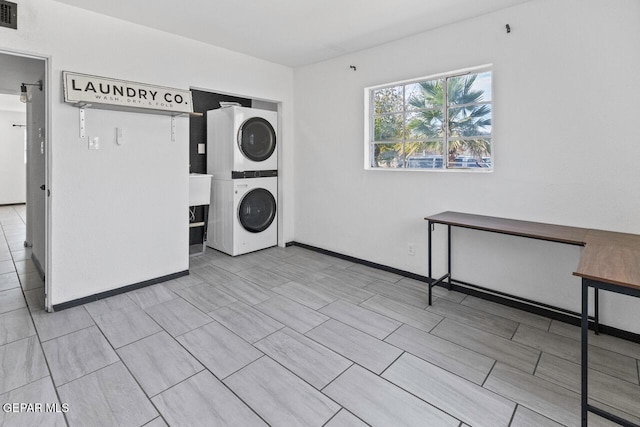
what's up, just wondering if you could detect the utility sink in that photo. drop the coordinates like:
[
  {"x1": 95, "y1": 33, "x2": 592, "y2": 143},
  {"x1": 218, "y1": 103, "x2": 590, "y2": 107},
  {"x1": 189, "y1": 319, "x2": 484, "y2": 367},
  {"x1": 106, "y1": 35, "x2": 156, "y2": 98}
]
[{"x1": 189, "y1": 173, "x2": 212, "y2": 206}]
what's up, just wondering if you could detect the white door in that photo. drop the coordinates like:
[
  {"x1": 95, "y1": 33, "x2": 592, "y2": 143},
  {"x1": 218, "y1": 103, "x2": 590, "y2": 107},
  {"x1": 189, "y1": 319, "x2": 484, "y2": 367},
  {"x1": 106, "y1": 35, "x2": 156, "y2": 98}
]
[{"x1": 25, "y1": 75, "x2": 47, "y2": 286}]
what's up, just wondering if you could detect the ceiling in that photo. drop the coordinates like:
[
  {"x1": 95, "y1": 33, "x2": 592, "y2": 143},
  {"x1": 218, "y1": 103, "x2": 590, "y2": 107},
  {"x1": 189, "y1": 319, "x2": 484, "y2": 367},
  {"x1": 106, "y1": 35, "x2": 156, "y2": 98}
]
[{"x1": 52, "y1": 0, "x2": 531, "y2": 67}]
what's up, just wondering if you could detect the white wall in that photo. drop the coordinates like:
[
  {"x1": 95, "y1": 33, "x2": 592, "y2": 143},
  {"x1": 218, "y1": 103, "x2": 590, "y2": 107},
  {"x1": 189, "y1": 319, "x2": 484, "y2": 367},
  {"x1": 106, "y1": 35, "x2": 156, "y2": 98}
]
[
  {"x1": 294, "y1": 0, "x2": 640, "y2": 332},
  {"x1": 0, "y1": 0, "x2": 294, "y2": 305},
  {"x1": 0, "y1": 106, "x2": 26, "y2": 205}
]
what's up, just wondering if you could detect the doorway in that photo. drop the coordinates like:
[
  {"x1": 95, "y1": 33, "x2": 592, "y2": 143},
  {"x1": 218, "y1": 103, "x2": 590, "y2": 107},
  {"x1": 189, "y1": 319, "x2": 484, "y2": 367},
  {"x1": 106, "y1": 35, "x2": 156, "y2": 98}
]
[{"x1": 0, "y1": 50, "x2": 49, "y2": 311}]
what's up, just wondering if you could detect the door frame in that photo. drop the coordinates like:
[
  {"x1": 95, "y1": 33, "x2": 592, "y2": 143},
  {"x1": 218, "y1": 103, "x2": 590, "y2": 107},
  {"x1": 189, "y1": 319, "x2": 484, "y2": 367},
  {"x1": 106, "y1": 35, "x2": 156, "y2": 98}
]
[{"x1": 0, "y1": 48, "x2": 52, "y2": 311}]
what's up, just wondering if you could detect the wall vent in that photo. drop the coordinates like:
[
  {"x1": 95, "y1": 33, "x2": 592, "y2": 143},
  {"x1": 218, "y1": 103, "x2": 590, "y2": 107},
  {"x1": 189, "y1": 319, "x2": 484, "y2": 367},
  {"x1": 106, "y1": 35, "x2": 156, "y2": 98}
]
[{"x1": 0, "y1": 1, "x2": 17, "y2": 30}]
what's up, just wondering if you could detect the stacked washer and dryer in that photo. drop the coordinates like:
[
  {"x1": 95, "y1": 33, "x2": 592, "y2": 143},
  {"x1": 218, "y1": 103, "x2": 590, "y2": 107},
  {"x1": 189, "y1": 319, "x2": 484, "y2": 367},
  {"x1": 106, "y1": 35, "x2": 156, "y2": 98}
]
[{"x1": 206, "y1": 106, "x2": 278, "y2": 256}]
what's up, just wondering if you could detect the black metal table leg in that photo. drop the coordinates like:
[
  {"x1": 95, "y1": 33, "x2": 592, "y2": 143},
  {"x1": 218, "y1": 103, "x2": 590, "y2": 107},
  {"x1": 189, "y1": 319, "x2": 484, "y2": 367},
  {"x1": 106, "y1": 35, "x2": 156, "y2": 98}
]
[
  {"x1": 428, "y1": 221, "x2": 433, "y2": 306},
  {"x1": 447, "y1": 225, "x2": 452, "y2": 290},
  {"x1": 581, "y1": 280, "x2": 589, "y2": 427},
  {"x1": 580, "y1": 280, "x2": 640, "y2": 427},
  {"x1": 594, "y1": 288, "x2": 600, "y2": 335}
]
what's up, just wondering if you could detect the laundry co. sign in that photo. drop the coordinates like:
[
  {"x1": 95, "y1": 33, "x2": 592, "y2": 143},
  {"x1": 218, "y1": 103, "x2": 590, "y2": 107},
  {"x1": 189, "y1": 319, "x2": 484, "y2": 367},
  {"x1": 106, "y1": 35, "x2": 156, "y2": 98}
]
[{"x1": 63, "y1": 71, "x2": 193, "y2": 114}]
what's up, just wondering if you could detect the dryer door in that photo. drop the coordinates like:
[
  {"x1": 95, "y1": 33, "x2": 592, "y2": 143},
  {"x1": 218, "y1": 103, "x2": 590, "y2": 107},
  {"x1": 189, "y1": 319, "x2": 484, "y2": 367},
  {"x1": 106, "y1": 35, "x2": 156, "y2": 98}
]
[
  {"x1": 237, "y1": 117, "x2": 276, "y2": 162},
  {"x1": 238, "y1": 188, "x2": 276, "y2": 233}
]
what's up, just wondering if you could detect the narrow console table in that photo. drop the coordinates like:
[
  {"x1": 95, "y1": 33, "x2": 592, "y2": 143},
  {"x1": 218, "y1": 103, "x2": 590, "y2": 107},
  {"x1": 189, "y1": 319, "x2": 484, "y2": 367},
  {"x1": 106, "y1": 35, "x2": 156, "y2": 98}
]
[
  {"x1": 425, "y1": 211, "x2": 589, "y2": 305},
  {"x1": 425, "y1": 211, "x2": 640, "y2": 427}
]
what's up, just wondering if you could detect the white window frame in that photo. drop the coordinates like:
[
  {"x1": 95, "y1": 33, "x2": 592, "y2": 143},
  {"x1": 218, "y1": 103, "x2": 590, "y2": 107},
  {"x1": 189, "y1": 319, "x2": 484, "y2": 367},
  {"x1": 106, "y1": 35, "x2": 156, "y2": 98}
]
[{"x1": 364, "y1": 64, "x2": 493, "y2": 172}]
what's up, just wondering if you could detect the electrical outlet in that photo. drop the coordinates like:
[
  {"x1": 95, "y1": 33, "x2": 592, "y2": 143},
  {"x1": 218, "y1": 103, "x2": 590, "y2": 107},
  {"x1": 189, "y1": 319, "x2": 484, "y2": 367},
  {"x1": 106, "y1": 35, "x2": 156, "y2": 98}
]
[{"x1": 408, "y1": 243, "x2": 415, "y2": 256}]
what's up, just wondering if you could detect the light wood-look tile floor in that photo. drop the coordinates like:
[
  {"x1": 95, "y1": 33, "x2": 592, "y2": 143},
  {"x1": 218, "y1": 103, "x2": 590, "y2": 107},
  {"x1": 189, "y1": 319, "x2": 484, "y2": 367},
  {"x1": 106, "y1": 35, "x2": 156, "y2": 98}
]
[{"x1": 1, "y1": 204, "x2": 639, "y2": 426}]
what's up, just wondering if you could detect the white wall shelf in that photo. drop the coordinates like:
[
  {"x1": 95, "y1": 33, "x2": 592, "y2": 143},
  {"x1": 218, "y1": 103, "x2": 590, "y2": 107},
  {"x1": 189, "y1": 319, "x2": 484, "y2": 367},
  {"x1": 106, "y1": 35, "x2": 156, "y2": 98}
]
[{"x1": 73, "y1": 103, "x2": 202, "y2": 139}]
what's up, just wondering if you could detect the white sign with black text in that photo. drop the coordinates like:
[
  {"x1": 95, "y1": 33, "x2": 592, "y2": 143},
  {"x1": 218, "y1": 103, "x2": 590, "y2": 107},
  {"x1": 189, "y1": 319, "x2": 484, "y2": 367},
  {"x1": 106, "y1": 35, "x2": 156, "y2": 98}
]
[{"x1": 63, "y1": 71, "x2": 193, "y2": 114}]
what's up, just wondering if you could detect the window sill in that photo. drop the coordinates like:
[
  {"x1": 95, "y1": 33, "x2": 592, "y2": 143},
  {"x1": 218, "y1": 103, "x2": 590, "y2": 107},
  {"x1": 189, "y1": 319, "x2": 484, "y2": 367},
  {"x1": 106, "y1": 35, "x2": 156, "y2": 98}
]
[{"x1": 364, "y1": 167, "x2": 494, "y2": 173}]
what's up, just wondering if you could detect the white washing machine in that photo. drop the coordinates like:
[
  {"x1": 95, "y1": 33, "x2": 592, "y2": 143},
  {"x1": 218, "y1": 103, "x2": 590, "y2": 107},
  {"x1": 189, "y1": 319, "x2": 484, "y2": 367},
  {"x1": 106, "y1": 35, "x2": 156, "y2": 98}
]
[
  {"x1": 207, "y1": 106, "x2": 277, "y2": 180},
  {"x1": 207, "y1": 177, "x2": 277, "y2": 256}
]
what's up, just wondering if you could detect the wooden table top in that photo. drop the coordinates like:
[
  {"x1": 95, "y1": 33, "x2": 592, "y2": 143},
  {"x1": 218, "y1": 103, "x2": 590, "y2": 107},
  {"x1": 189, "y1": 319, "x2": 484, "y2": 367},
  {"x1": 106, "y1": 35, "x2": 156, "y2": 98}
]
[
  {"x1": 584, "y1": 229, "x2": 640, "y2": 249},
  {"x1": 425, "y1": 211, "x2": 589, "y2": 245},
  {"x1": 575, "y1": 230, "x2": 640, "y2": 290},
  {"x1": 425, "y1": 211, "x2": 640, "y2": 291}
]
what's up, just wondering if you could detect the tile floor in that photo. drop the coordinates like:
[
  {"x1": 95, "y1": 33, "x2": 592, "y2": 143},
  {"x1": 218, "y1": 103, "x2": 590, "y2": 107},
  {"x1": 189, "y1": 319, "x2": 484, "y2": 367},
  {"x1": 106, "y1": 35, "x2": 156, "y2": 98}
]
[{"x1": 1, "y1": 204, "x2": 639, "y2": 426}]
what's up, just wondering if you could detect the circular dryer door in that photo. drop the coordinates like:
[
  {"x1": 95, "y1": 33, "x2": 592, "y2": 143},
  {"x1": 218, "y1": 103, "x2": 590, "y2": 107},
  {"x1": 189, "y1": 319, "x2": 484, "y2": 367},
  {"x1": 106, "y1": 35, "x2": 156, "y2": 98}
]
[
  {"x1": 238, "y1": 188, "x2": 277, "y2": 233},
  {"x1": 237, "y1": 117, "x2": 276, "y2": 162}
]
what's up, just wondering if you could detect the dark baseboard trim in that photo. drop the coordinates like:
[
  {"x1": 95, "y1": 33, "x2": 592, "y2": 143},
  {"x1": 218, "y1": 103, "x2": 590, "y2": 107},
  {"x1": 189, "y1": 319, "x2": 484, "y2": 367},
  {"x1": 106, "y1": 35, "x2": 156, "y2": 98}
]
[
  {"x1": 290, "y1": 241, "x2": 426, "y2": 281},
  {"x1": 289, "y1": 241, "x2": 640, "y2": 344},
  {"x1": 31, "y1": 253, "x2": 45, "y2": 281},
  {"x1": 448, "y1": 279, "x2": 640, "y2": 343},
  {"x1": 52, "y1": 270, "x2": 189, "y2": 312}
]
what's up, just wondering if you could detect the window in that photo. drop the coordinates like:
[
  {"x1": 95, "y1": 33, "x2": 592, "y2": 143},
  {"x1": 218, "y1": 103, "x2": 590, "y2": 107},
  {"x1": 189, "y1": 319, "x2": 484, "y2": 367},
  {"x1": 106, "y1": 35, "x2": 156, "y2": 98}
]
[{"x1": 366, "y1": 67, "x2": 492, "y2": 171}]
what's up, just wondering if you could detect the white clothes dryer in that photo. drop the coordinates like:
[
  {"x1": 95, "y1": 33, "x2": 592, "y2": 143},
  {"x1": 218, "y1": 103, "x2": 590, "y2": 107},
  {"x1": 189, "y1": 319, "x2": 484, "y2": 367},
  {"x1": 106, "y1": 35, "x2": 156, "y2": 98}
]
[
  {"x1": 206, "y1": 177, "x2": 277, "y2": 256},
  {"x1": 207, "y1": 106, "x2": 277, "y2": 180}
]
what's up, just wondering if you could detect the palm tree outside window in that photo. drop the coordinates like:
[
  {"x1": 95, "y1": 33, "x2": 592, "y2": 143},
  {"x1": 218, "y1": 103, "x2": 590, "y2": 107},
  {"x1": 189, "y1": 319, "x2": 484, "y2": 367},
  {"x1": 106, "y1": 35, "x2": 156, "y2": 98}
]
[{"x1": 368, "y1": 67, "x2": 492, "y2": 170}]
